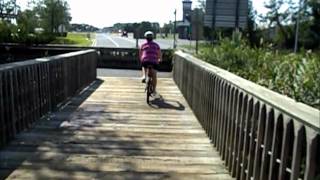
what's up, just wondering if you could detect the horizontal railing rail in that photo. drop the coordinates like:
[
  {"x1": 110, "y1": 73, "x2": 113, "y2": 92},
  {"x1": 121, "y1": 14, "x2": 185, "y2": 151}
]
[
  {"x1": 173, "y1": 51, "x2": 320, "y2": 180},
  {"x1": 0, "y1": 50, "x2": 97, "y2": 148},
  {"x1": 98, "y1": 47, "x2": 172, "y2": 71},
  {"x1": 0, "y1": 44, "x2": 173, "y2": 71}
]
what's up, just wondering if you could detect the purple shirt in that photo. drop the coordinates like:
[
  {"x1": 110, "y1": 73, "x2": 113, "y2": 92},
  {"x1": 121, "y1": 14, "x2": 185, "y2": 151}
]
[{"x1": 139, "y1": 41, "x2": 160, "y2": 64}]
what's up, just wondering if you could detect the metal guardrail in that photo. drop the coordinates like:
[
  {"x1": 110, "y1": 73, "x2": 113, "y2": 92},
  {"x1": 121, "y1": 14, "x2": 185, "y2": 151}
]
[
  {"x1": 173, "y1": 51, "x2": 320, "y2": 180},
  {"x1": 0, "y1": 50, "x2": 97, "y2": 148}
]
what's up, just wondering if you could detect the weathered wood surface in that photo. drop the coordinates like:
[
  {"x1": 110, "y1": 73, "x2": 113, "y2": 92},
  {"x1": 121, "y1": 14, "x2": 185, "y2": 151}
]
[{"x1": 0, "y1": 77, "x2": 233, "y2": 180}]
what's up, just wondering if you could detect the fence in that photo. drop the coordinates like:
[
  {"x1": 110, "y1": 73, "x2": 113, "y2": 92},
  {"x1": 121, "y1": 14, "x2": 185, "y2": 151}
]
[
  {"x1": 0, "y1": 50, "x2": 97, "y2": 148},
  {"x1": 98, "y1": 47, "x2": 172, "y2": 71},
  {"x1": 0, "y1": 44, "x2": 173, "y2": 71},
  {"x1": 173, "y1": 51, "x2": 320, "y2": 180}
]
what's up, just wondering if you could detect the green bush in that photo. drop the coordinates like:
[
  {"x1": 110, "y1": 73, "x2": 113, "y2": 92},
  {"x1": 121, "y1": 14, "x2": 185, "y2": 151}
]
[
  {"x1": 0, "y1": 20, "x2": 14, "y2": 42},
  {"x1": 196, "y1": 37, "x2": 320, "y2": 109}
]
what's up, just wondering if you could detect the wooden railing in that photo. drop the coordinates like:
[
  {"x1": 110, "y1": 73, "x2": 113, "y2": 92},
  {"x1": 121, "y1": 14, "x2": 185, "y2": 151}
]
[
  {"x1": 98, "y1": 47, "x2": 172, "y2": 71},
  {"x1": 173, "y1": 51, "x2": 320, "y2": 180},
  {"x1": 0, "y1": 50, "x2": 97, "y2": 148},
  {"x1": 0, "y1": 44, "x2": 78, "y2": 64},
  {"x1": 0, "y1": 44, "x2": 173, "y2": 71}
]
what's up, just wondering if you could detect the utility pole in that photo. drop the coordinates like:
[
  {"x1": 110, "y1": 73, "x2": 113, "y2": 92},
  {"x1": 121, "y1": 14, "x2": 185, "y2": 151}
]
[
  {"x1": 173, "y1": 9, "x2": 177, "y2": 49},
  {"x1": 294, "y1": 0, "x2": 303, "y2": 53},
  {"x1": 211, "y1": 0, "x2": 217, "y2": 45},
  {"x1": 51, "y1": 0, "x2": 55, "y2": 34},
  {"x1": 195, "y1": 9, "x2": 200, "y2": 54}
]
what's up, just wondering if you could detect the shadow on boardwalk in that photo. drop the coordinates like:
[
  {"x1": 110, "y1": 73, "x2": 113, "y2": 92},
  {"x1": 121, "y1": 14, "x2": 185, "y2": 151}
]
[
  {"x1": 0, "y1": 79, "x2": 104, "y2": 179},
  {"x1": 149, "y1": 95, "x2": 185, "y2": 111}
]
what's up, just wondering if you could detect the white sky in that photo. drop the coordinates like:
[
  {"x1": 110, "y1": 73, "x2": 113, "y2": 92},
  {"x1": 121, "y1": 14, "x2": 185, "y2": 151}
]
[{"x1": 16, "y1": 0, "x2": 270, "y2": 28}]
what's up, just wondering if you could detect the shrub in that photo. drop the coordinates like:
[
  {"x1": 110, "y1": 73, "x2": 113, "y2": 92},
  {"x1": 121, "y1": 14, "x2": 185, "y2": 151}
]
[{"x1": 196, "y1": 37, "x2": 320, "y2": 109}]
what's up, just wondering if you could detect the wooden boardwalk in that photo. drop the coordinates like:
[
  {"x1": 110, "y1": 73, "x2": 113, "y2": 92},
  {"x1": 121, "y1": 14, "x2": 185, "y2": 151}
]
[{"x1": 0, "y1": 77, "x2": 233, "y2": 180}]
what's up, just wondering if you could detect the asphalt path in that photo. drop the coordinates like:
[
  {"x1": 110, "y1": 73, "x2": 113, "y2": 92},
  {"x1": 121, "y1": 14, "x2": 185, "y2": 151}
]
[
  {"x1": 92, "y1": 33, "x2": 194, "y2": 49},
  {"x1": 97, "y1": 68, "x2": 172, "y2": 78}
]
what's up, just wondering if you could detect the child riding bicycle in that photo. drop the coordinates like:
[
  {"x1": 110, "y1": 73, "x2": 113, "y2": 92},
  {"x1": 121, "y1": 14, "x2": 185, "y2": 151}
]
[{"x1": 139, "y1": 31, "x2": 162, "y2": 96}]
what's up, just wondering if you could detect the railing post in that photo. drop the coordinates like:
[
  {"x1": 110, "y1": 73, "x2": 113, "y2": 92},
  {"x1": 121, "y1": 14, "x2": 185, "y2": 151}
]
[
  {"x1": 0, "y1": 72, "x2": 4, "y2": 147},
  {"x1": 304, "y1": 134, "x2": 319, "y2": 180},
  {"x1": 9, "y1": 70, "x2": 17, "y2": 140},
  {"x1": 290, "y1": 126, "x2": 305, "y2": 180}
]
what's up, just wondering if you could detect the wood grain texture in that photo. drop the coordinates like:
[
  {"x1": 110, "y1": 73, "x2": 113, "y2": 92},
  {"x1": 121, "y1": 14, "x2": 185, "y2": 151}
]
[{"x1": 0, "y1": 77, "x2": 233, "y2": 180}]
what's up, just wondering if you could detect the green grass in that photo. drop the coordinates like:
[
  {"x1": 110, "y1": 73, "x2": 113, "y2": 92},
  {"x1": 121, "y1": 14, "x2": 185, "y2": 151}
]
[{"x1": 50, "y1": 32, "x2": 94, "y2": 46}]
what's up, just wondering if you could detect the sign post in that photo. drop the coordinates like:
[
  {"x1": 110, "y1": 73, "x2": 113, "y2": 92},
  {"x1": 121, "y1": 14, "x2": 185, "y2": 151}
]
[
  {"x1": 173, "y1": 9, "x2": 177, "y2": 49},
  {"x1": 134, "y1": 30, "x2": 140, "y2": 48},
  {"x1": 194, "y1": 9, "x2": 201, "y2": 54}
]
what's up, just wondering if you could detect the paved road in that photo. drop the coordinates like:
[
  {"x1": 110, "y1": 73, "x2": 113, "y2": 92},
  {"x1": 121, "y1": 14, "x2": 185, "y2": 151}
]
[
  {"x1": 97, "y1": 68, "x2": 172, "y2": 78},
  {"x1": 92, "y1": 33, "x2": 196, "y2": 49}
]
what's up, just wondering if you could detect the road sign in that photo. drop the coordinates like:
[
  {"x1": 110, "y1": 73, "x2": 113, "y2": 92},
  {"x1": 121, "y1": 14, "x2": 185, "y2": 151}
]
[{"x1": 204, "y1": 0, "x2": 248, "y2": 28}]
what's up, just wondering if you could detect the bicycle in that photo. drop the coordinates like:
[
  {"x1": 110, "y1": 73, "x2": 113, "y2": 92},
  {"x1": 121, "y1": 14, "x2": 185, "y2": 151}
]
[{"x1": 145, "y1": 65, "x2": 155, "y2": 104}]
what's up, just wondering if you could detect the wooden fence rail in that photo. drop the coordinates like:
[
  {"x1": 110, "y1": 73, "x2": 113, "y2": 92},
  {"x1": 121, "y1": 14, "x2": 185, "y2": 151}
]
[
  {"x1": 98, "y1": 47, "x2": 173, "y2": 71},
  {"x1": 173, "y1": 51, "x2": 320, "y2": 180},
  {"x1": 0, "y1": 44, "x2": 173, "y2": 71},
  {"x1": 0, "y1": 50, "x2": 97, "y2": 148}
]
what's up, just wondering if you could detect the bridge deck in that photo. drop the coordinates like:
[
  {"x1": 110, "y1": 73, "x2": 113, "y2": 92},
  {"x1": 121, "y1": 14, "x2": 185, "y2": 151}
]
[{"x1": 0, "y1": 77, "x2": 233, "y2": 179}]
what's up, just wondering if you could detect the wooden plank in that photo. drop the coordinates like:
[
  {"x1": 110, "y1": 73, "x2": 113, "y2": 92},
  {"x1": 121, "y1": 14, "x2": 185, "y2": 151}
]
[
  {"x1": 6, "y1": 170, "x2": 233, "y2": 180},
  {"x1": 15, "y1": 133, "x2": 211, "y2": 144},
  {"x1": 1, "y1": 148, "x2": 219, "y2": 159},
  {"x1": 1, "y1": 77, "x2": 233, "y2": 180},
  {"x1": 7, "y1": 141, "x2": 214, "y2": 152},
  {"x1": 5, "y1": 161, "x2": 229, "y2": 174}
]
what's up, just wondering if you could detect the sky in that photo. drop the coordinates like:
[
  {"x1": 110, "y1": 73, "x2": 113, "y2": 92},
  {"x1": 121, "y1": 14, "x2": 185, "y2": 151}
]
[{"x1": 16, "y1": 0, "x2": 270, "y2": 28}]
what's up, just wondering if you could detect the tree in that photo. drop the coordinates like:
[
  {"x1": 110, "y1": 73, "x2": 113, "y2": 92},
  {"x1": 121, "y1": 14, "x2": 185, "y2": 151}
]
[
  {"x1": 16, "y1": 9, "x2": 38, "y2": 34},
  {"x1": 244, "y1": 0, "x2": 259, "y2": 46},
  {"x1": 197, "y1": 0, "x2": 206, "y2": 11},
  {"x1": 263, "y1": 0, "x2": 296, "y2": 47},
  {"x1": 70, "y1": 23, "x2": 99, "y2": 32},
  {"x1": 33, "y1": 0, "x2": 71, "y2": 34},
  {"x1": 262, "y1": 0, "x2": 319, "y2": 49},
  {"x1": 0, "y1": 0, "x2": 19, "y2": 20},
  {"x1": 306, "y1": 0, "x2": 320, "y2": 48},
  {"x1": 162, "y1": 22, "x2": 174, "y2": 36},
  {"x1": 0, "y1": 20, "x2": 14, "y2": 42}
]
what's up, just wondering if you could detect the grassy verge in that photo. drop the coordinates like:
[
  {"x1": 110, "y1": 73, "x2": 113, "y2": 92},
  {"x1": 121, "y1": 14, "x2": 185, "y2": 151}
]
[
  {"x1": 191, "y1": 38, "x2": 320, "y2": 109},
  {"x1": 50, "y1": 32, "x2": 94, "y2": 46}
]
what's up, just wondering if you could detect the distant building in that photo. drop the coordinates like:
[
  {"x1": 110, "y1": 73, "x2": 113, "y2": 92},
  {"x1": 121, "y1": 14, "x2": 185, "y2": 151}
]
[
  {"x1": 177, "y1": 0, "x2": 192, "y2": 39},
  {"x1": 177, "y1": 0, "x2": 204, "y2": 40}
]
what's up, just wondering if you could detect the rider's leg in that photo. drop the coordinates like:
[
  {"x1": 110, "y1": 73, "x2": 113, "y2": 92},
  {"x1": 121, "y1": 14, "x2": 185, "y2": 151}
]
[
  {"x1": 142, "y1": 67, "x2": 145, "y2": 77},
  {"x1": 152, "y1": 69, "x2": 157, "y2": 93},
  {"x1": 141, "y1": 67, "x2": 146, "y2": 83}
]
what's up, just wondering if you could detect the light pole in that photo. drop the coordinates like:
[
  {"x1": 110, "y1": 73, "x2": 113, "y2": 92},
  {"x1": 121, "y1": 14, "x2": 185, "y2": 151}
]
[
  {"x1": 294, "y1": 0, "x2": 303, "y2": 53},
  {"x1": 173, "y1": 9, "x2": 177, "y2": 49}
]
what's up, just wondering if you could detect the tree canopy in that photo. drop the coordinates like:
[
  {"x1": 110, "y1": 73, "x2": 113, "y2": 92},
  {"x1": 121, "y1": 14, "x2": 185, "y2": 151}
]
[
  {"x1": 31, "y1": 0, "x2": 72, "y2": 34},
  {"x1": 0, "y1": 0, "x2": 72, "y2": 43}
]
